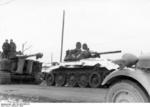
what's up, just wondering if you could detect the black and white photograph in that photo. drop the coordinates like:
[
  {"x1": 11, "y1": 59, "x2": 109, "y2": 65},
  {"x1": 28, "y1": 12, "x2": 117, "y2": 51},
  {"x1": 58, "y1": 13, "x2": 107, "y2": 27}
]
[{"x1": 0, "y1": 0, "x2": 150, "y2": 105}]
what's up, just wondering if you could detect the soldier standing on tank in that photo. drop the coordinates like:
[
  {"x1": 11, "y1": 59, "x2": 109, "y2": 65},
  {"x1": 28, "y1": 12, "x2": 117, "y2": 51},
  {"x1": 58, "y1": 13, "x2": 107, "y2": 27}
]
[
  {"x1": 9, "y1": 39, "x2": 16, "y2": 58},
  {"x1": 2, "y1": 39, "x2": 10, "y2": 58}
]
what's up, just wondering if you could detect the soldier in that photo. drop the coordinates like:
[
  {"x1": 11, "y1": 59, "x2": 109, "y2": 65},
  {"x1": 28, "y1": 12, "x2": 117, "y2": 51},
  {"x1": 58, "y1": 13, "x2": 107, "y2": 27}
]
[
  {"x1": 82, "y1": 43, "x2": 89, "y2": 51},
  {"x1": 64, "y1": 50, "x2": 71, "y2": 61},
  {"x1": 79, "y1": 43, "x2": 91, "y2": 59},
  {"x1": 72, "y1": 42, "x2": 82, "y2": 59},
  {"x1": 9, "y1": 39, "x2": 16, "y2": 58},
  {"x1": 64, "y1": 42, "x2": 82, "y2": 61},
  {"x1": 2, "y1": 39, "x2": 10, "y2": 58}
]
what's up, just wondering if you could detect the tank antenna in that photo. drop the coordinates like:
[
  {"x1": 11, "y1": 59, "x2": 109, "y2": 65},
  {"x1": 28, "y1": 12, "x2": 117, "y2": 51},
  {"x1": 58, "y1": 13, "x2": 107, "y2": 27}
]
[
  {"x1": 51, "y1": 53, "x2": 53, "y2": 63},
  {"x1": 60, "y1": 10, "x2": 65, "y2": 62}
]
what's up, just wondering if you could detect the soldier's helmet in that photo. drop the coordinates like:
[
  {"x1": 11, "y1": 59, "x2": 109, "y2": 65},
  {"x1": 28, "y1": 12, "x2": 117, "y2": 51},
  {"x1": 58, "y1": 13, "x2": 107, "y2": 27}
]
[{"x1": 76, "y1": 42, "x2": 81, "y2": 49}]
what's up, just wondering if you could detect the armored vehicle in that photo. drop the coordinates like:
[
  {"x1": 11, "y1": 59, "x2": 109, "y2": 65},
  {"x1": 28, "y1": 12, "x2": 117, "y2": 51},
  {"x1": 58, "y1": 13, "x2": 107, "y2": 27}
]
[
  {"x1": 42, "y1": 50, "x2": 121, "y2": 88},
  {"x1": 42, "y1": 51, "x2": 150, "y2": 102},
  {"x1": 0, "y1": 53, "x2": 43, "y2": 84}
]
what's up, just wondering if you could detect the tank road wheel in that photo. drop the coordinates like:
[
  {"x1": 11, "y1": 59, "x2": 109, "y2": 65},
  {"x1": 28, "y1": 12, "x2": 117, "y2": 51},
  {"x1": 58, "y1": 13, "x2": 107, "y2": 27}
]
[
  {"x1": 67, "y1": 74, "x2": 77, "y2": 87},
  {"x1": 89, "y1": 72, "x2": 102, "y2": 88},
  {"x1": 46, "y1": 73, "x2": 55, "y2": 86},
  {"x1": 55, "y1": 74, "x2": 66, "y2": 87},
  {"x1": 78, "y1": 74, "x2": 88, "y2": 88},
  {"x1": 106, "y1": 80, "x2": 149, "y2": 102}
]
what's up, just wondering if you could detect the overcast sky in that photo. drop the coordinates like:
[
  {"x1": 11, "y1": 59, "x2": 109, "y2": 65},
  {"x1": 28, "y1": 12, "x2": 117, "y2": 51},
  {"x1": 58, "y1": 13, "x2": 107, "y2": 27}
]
[{"x1": 0, "y1": 0, "x2": 150, "y2": 62}]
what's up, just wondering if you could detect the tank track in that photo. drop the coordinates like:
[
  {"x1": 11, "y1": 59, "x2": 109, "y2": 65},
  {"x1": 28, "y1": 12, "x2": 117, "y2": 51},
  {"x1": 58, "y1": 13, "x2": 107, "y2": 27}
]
[{"x1": 45, "y1": 66, "x2": 112, "y2": 88}]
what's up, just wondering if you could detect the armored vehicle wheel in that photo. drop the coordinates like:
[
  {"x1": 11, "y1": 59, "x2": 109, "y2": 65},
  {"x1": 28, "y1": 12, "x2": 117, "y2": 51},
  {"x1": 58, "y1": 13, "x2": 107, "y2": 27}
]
[
  {"x1": 55, "y1": 74, "x2": 66, "y2": 87},
  {"x1": 106, "y1": 80, "x2": 149, "y2": 102},
  {"x1": 67, "y1": 74, "x2": 77, "y2": 87},
  {"x1": 89, "y1": 72, "x2": 102, "y2": 88},
  {"x1": 46, "y1": 73, "x2": 54, "y2": 86},
  {"x1": 78, "y1": 74, "x2": 88, "y2": 88}
]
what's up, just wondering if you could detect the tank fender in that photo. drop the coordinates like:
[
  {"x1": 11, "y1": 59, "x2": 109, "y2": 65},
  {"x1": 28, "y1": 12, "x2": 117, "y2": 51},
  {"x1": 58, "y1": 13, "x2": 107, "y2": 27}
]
[{"x1": 102, "y1": 68, "x2": 150, "y2": 96}]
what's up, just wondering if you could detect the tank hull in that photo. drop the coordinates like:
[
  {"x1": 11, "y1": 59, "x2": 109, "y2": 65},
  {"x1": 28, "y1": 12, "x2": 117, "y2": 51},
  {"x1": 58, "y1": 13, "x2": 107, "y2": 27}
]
[
  {"x1": 0, "y1": 58, "x2": 42, "y2": 84},
  {"x1": 43, "y1": 58, "x2": 119, "y2": 88}
]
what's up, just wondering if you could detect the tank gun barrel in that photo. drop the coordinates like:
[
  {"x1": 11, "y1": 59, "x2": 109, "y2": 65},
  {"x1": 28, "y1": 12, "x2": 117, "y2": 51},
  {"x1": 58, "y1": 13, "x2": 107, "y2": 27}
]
[
  {"x1": 91, "y1": 50, "x2": 121, "y2": 58},
  {"x1": 98, "y1": 50, "x2": 122, "y2": 55},
  {"x1": 11, "y1": 52, "x2": 43, "y2": 59}
]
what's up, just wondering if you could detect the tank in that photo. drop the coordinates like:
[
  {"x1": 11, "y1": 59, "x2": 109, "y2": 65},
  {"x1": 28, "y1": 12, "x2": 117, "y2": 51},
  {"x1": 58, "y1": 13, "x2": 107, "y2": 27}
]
[
  {"x1": 42, "y1": 50, "x2": 124, "y2": 88},
  {"x1": 0, "y1": 52, "x2": 43, "y2": 84}
]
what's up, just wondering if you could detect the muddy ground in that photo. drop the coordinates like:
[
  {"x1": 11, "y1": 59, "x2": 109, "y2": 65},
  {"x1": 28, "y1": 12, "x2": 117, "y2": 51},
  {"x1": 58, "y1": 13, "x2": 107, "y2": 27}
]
[{"x1": 0, "y1": 83, "x2": 108, "y2": 103}]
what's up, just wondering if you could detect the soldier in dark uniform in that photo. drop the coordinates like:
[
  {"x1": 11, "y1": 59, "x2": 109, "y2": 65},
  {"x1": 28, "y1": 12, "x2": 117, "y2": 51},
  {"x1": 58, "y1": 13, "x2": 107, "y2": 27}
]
[
  {"x1": 2, "y1": 39, "x2": 10, "y2": 58},
  {"x1": 9, "y1": 39, "x2": 16, "y2": 58},
  {"x1": 64, "y1": 42, "x2": 82, "y2": 61}
]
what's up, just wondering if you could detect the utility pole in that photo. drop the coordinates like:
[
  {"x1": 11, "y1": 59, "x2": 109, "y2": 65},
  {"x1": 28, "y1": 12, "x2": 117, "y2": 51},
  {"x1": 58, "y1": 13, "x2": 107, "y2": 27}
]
[{"x1": 60, "y1": 10, "x2": 65, "y2": 62}]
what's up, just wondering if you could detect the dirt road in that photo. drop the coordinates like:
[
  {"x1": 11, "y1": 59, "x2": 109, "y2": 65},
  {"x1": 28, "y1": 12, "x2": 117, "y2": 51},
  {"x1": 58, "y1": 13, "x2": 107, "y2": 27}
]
[{"x1": 0, "y1": 84, "x2": 108, "y2": 102}]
